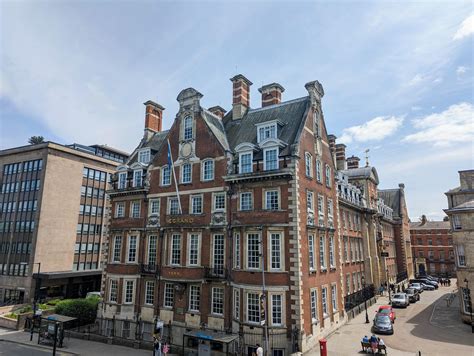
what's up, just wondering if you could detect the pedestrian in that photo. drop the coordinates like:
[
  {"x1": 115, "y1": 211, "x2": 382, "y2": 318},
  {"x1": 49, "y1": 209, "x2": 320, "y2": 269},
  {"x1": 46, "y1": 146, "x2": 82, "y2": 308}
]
[
  {"x1": 378, "y1": 337, "x2": 385, "y2": 347},
  {"x1": 256, "y1": 343, "x2": 264, "y2": 356},
  {"x1": 448, "y1": 279, "x2": 451, "y2": 286},
  {"x1": 369, "y1": 334, "x2": 378, "y2": 354}
]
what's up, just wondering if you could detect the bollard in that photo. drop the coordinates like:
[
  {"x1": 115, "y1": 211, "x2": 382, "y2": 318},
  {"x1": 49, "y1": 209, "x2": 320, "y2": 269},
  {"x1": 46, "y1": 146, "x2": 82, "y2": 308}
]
[{"x1": 319, "y1": 338, "x2": 327, "y2": 356}]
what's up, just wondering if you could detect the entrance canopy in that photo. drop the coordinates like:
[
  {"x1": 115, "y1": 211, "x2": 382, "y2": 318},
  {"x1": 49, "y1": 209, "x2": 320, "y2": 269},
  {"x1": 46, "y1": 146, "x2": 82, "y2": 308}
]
[{"x1": 184, "y1": 330, "x2": 238, "y2": 344}]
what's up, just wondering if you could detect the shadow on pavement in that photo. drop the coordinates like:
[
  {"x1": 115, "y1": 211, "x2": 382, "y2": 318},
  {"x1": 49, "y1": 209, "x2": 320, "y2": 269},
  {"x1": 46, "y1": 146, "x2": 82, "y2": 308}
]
[{"x1": 406, "y1": 292, "x2": 474, "y2": 347}]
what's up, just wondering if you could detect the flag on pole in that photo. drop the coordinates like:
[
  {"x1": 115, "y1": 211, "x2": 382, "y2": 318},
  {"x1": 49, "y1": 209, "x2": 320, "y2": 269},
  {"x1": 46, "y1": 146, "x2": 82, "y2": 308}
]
[{"x1": 167, "y1": 139, "x2": 182, "y2": 214}]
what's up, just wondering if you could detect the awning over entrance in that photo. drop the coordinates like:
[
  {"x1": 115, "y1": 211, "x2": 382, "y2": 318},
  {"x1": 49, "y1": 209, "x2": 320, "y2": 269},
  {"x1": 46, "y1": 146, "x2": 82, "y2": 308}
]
[
  {"x1": 34, "y1": 269, "x2": 102, "y2": 280},
  {"x1": 183, "y1": 330, "x2": 238, "y2": 344}
]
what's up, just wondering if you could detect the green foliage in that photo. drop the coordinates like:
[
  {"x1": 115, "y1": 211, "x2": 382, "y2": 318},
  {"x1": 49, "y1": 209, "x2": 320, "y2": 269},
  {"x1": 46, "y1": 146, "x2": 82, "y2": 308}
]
[
  {"x1": 28, "y1": 136, "x2": 45, "y2": 145},
  {"x1": 16, "y1": 305, "x2": 33, "y2": 314},
  {"x1": 46, "y1": 299, "x2": 62, "y2": 306},
  {"x1": 4, "y1": 313, "x2": 18, "y2": 320},
  {"x1": 55, "y1": 298, "x2": 99, "y2": 325}
]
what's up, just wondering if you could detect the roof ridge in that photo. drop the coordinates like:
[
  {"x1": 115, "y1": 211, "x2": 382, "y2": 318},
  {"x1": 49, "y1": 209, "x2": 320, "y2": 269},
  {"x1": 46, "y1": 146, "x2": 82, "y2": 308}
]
[{"x1": 247, "y1": 96, "x2": 308, "y2": 114}]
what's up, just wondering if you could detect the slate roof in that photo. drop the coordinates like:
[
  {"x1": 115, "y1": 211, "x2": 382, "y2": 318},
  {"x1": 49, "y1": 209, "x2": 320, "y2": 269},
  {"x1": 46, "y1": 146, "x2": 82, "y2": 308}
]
[
  {"x1": 378, "y1": 189, "x2": 401, "y2": 219},
  {"x1": 342, "y1": 166, "x2": 379, "y2": 184},
  {"x1": 409, "y1": 220, "x2": 450, "y2": 230},
  {"x1": 202, "y1": 110, "x2": 230, "y2": 151},
  {"x1": 127, "y1": 130, "x2": 169, "y2": 165},
  {"x1": 223, "y1": 97, "x2": 310, "y2": 157}
]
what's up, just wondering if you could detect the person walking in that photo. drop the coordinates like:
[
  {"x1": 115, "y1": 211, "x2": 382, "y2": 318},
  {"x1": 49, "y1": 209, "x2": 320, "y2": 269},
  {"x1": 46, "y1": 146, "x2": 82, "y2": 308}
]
[{"x1": 256, "y1": 343, "x2": 264, "y2": 356}]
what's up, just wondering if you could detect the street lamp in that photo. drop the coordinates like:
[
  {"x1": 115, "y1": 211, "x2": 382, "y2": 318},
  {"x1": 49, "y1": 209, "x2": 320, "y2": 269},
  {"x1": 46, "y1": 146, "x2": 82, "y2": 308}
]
[
  {"x1": 463, "y1": 278, "x2": 473, "y2": 333},
  {"x1": 386, "y1": 268, "x2": 391, "y2": 304},
  {"x1": 361, "y1": 275, "x2": 369, "y2": 324}
]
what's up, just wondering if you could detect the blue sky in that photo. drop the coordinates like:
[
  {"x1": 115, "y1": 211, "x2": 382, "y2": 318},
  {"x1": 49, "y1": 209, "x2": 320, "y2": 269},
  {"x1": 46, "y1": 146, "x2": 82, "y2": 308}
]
[{"x1": 1, "y1": 0, "x2": 473, "y2": 220}]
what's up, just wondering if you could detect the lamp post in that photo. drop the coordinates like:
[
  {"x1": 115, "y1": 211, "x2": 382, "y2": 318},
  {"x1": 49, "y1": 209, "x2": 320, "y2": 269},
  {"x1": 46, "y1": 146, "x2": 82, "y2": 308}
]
[
  {"x1": 464, "y1": 278, "x2": 473, "y2": 333},
  {"x1": 31, "y1": 262, "x2": 41, "y2": 341},
  {"x1": 361, "y1": 275, "x2": 369, "y2": 324},
  {"x1": 386, "y1": 268, "x2": 391, "y2": 304}
]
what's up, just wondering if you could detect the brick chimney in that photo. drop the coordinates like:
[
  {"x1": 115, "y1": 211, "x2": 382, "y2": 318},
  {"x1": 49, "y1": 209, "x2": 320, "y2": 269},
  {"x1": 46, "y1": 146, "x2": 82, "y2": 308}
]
[
  {"x1": 327, "y1": 134, "x2": 336, "y2": 153},
  {"x1": 208, "y1": 105, "x2": 226, "y2": 119},
  {"x1": 346, "y1": 155, "x2": 360, "y2": 169},
  {"x1": 143, "y1": 100, "x2": 164, "y2": 138},
  {"x1": 230, "y1": 74, "x2": 252, "y2": 120},
  {"x1": 335, "y1": 143, "x2": 346, "y2": 170},
  {"x1": 420, "y1": 214, "x2": 427, "y2": 226},
  {"x1": 258, "y1": 83, "x2": 285, "y2": 107}
]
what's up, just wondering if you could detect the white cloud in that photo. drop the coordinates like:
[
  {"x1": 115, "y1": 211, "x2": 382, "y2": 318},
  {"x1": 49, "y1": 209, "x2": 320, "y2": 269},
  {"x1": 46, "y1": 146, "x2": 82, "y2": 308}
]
[
  {"x1": 403, "y1": 102, "x2": 474, "y2": 146},
  {"x1": 432, "y1": 77, "x2": 443, "y2": 84},
  {"x1": 411, "y1": 106, "x2": 422, "y2": 111},
  {"x1": 456, "y1": 66, "x2": 469, "y2": 75},
  {"x1": 339, "y1": 116, "x2": 404, "y2": 144},
  {"x1": 408, "y1": 73, "x2": 426, "y2": 86},
  {"x1": 453, "y1": 14, "x2": 474, "y2": 40}
]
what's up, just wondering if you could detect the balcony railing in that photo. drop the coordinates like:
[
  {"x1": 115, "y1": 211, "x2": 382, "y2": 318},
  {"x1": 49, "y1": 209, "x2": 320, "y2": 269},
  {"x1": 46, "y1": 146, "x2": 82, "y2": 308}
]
[
  {"x1": 344, "y1": 284, "x2": 375, "y2": 311},
  {"x1": 204, "y1": 266, "x2": 227, "y2": 279},
  {"x1": 110, "y1": 180, "x2": 147, "y2": 192},
  {"x1": 140, "y1": 263, "x2": 160, "y2": 275}
]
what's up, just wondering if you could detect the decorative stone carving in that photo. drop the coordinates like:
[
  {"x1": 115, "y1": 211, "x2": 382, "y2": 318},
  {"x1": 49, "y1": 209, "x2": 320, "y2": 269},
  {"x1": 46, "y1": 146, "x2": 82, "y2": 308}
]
[{"x1": 211, "y1": 212, "x2": 226, "y2": 226}]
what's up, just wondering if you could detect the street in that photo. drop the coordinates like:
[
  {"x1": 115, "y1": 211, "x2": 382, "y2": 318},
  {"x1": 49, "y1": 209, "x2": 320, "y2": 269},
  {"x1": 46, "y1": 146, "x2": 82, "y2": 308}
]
[
  {"x1": 0, "y1": 341, "x2": 64, "y2": 355},
  {"x1": 322, "y1": 283, "x2": 474, "y2": 355}
]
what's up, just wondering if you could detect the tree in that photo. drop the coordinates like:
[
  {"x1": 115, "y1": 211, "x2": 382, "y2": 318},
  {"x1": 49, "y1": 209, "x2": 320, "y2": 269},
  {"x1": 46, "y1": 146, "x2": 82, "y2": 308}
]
[{"x1": 28, "y1": 136, "x2": 44, "y2": 145}]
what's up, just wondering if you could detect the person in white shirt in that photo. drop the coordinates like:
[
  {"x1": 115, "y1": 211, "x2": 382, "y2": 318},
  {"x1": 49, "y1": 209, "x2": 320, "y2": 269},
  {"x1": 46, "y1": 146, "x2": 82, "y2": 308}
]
[{"x1": 256, "y1": 344, "x2": 264, "y2": 356}]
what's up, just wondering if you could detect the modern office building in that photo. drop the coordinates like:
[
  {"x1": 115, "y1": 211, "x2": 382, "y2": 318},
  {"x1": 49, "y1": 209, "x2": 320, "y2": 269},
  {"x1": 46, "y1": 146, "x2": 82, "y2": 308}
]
[{"x1": 0, "y1": 142, "x2": 127, "y2": 304}]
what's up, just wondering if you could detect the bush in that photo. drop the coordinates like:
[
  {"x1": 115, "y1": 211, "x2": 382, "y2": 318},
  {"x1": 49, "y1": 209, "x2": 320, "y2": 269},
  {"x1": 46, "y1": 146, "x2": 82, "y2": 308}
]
[
  {"x1": 55, "y1": 298, "x2": 99, "y2": 326},
  {"x1": 46, "y1": 299, "x2": 62, "y2": 306},
  {"x1": 4, "y1": 313, "x2": 18, "y2": 320}
]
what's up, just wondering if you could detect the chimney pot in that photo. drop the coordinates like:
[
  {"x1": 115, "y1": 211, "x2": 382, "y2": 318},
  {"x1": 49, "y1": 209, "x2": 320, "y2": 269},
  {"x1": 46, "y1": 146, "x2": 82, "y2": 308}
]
[
  {"x1": 230, "y1": 74, "x2": 252, "y2": 120},
  {"x1": 143, "y1": 100, "x2": 164, "y2": 135},
  {"x1": 208, "y1": 106, "x2": 226, "y2": 119},
  {"x1": 335, "y1": 143, "x2": 346, "y2": 170},
  {"x1": 346, "y1": 155, "x2": 360, "y2": 170},
  {"x1": 258, "y1": 83, "x2": 285, "y2": 107}
]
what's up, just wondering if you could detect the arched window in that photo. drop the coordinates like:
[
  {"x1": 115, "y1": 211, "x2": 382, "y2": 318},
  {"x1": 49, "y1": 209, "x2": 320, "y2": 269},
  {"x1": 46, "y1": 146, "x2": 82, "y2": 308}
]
[{"x1": 305, "y1": 153, "x2": 313, "y2": 178}]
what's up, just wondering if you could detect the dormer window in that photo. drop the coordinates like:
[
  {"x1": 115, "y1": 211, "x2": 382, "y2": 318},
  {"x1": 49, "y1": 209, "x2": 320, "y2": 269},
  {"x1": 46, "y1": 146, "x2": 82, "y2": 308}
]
[
  {"x1": 264, "y1": 148, "x2": 278, "y2": 171},
  {"x1": 239, "y1": 152, "x2": 253, "y2": 174},
  {"x1": 183, "y1": 116, "x2": 193, "y2": 140},
  {"x1": 118, "y1": 172, "x2": 127, "y2": 189},
  {"x1": 138, "y1": 149, "x2": 151, "y2": 164},
  {"x1": 133, "y1": 169, "x2": 143, "y2": 187},
  {"x1": 257, "y1": 123, "x2": 277, "y2": 143}
]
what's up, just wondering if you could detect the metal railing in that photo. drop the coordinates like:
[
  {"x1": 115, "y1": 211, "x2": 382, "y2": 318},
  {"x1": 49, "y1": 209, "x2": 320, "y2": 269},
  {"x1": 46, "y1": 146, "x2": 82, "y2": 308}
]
[{"x1": 344, "y1": 284, "x2": 375, "y2": 312}]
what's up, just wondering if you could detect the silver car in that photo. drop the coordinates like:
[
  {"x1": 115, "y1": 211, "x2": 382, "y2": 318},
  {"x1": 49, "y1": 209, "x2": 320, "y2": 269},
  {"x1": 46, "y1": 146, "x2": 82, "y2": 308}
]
[{"x1": 391, "y1": 293, "x2": 409, "y2": 308}]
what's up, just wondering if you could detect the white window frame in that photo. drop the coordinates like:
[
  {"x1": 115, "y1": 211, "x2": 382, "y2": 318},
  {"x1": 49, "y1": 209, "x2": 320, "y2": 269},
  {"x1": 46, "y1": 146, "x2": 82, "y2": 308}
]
[
  {"x1": 319, "y1": 235, "x2": 327, "y2": 270},
  {"x1": 264, "y1": 189, "x2": 280, "y2": 211},
  {"x1": 211, "y1": 287, "x2": 224, "y2": 316},
  {"x1": 233, "y1": 288, "x2": 240, "y2": 320},
  {"x1": 189, "y1": 285, "x2": 200, "y2": 312},
  {"x1": 331, "y1": 284, "x2": 337, "y2": 312},
  {"x1": 456, "y1": 245, "x2": 466, "y2": 267},
  {"x1": 240, "y1": 191, "x2": 253, "y2": 211},
  {"x1": 329, "y1": 235, "x2": 335, "y2": 268},
  {"x1": 257, "y1": 122, "x2": 277, "y2": 143},
  {"x1": 316, "y1": 159, "x2": 322, "y2": 183},
  {"x1": 212, "y1": 192, "x2": 226, "y2": 212},
  {"x1": 234, "y1": 233, "x2": 241, "y2": 269},
  {"x1": 133, "y1": 169, "x2": 143, "y2": 187},
  {"x1": 310, "y1": 288, "x2": 318, "y2": 323},
  {"x1": 118, "y1": 172, "x2": 127, "y2": 189},
  {"x1": 325, "y1": 164, "x2": 331, "y2": 187},
  {"x1": 147, "y1": 235, "x2": 158, "y2": 266},
  {"x1": 246, "y1": 292, "x2": 260, "y2": 324},
  {"x1": 453, "y1": 215, "x2": 462, "y2": 230},
  {"x1": 161, "y1": 165, "x2": 171, "y2": 186},
  {"x1": 239, "y1": 152, "x2": 253, "y2": 174},
  {"x1": 149, "y1": 199, "x2": 160, "y2": 216},
  {"x1": 263, "y1": 147, "x2": 278, "y2": 171},
  {"x1": 123, "y1": 279, "x2": 135, "y2": 304},
  {"x1": 109, "y1": 279, "x2": 118, "y2": 303},
  {"x1": 321, "y1": 286, "x2": 328, "y2": 317},
  {"x1": 270, "y1": 293, "x2": 283, "y2": 326},
  {"x1": 131, "y1": 201, "x2": 140, "y2": 218},
  {"x1": 168, "y1": 197, "x2": 180, "y2": 215},
  {"x1": 269, "y1": 232, "x2": 283, "y2": 271},
  {"x1": 115, "y1": 202, "x2": 125, "y2": 218},
  {"x1": 187, "y1": 233, "x2": 200, "y2": 266},
  {"x1": 112, "y1": 236, "x2": 122, "y2": 263},
  {"x1": 145, "y1": 281, "x2": 155, "y2": 305},
  {"x1": 308, "y1": 234, "x2": 315, "y2": 271},
  {"x1": 138, "y1": 148, "x2": 151, "y2": 164},
  {"x1": 164, "y1": 283, "x2": 174, "y2": 308},
  {"x1": 183, "y1": 115, "x2": 193, "y2": 140},
  {"x1": 247, "y1": 233, "x2": 261, "y2": 270},
  {"x1": 127, "y1": 235, "x2": 138, "y2": 263},
  {"x1": 181, "y1": 163, "x2": 192, "y2": 184},
  {"x1": 305, "y1": 152, "x2": 313, "y2": 177},
  {"x1": 170, "y1": 234, "x2": 181, "y2": 266},
  {"x1": 190, "y1": 194, "x2": 203, "y2": 214},
  {"x1": 307, "y1": 191, "x2": 314, "y2": 212},
  {"x1": 201, "y1": 159, "x2": 215, "y2": 181}
]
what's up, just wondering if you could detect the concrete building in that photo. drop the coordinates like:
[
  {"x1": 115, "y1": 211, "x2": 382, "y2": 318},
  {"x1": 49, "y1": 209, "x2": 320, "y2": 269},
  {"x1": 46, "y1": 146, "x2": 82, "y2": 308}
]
[
  {"x1": 445, "y1": 169, "x2": 474, "y2": 324},
  {"x1": 410, "y1": 215, "x2": 455, "y2": 277},
  {"x1": 0, "y1": 142, "x2": 127, "y2": 304}
]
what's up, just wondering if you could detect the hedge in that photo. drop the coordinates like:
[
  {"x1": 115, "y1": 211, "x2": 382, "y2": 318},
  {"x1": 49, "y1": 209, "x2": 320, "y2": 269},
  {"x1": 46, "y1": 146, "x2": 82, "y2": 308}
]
[{"x1": 54, "y1": 297, "x2": 99, "y2": 325}]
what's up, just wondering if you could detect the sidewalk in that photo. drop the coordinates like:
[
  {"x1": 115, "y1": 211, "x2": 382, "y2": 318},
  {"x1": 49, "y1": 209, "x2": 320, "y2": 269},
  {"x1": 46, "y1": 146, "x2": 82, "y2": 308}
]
[
  {"x1": 0, "y1": 328, "x2": 152, "y2": 356},
  {"x1": 323, "y1": 295, "x2": 412, "y2": 356}
]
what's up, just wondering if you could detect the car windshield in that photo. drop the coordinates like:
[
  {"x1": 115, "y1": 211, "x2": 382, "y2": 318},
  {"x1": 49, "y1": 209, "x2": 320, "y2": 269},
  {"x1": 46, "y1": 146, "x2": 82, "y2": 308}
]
[
  {"x1": 378, "y1": 309, "x2": 390, "y2": 314},
  {"x1": 406, "y1": 289, "x2": 414, "y2": 294},
  {"x1": 393, "y1": 294, "x2": 404, "y2": 299},
  {"x1": 376, "y1": 315, "x2": 391, "y2": 324}
]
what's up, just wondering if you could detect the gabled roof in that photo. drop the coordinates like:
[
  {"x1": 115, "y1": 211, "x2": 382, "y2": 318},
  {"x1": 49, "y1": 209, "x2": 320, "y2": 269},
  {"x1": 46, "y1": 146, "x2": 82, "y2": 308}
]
[
  {"x1": 378, "y1": 189, "x2": 401, "y2": 218},
  {"x1": 127, "y1": 130, "x2": 169, "y2": 165},
  {"x1": 202, "y1": 110, "x2": 230, "y2": 151},
  {"x1": 223, "y1": 97, "x2": 309, "y2": 157}
]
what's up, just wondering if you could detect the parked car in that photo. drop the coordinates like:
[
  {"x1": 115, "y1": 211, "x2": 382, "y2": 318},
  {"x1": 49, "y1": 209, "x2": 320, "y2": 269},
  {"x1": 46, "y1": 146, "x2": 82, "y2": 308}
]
[
  {"x1": 377, "y1": 305, "x2": 396, "y2": 323},
  {"x1": 409, "y1": 283, "x2": 423, "y2": 293},
  {"x1": 373, "y1": 313, "x2": 394, "y2": 335},
  {"x1": 420, "y1": 282, "x2": 435, "y2": 291},
  {"x1": 405, "y1": 288, "x2": 420, "y2": 302},
  {"x1": 415, "y1": 278, "x2": 438, "y2": 289},
  {"x1": 391, "y1": 293, "x2": 410, "y2": 308}
]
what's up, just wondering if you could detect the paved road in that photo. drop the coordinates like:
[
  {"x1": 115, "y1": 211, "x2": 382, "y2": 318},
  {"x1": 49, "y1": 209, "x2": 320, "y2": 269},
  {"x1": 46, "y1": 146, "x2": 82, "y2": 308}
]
[
  {"x1": 324, "y1": 282, "x2": 474, "y2": 355},
  {"x1": 0, "y1": 341, "x2": 58, "y2": 355}
]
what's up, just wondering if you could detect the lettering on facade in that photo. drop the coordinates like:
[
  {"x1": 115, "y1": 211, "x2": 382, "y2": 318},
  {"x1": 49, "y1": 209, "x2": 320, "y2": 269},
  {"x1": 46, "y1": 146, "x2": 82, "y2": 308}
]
[{"x1": 166, "y1": 217, "x2": 194, "y2": 224}]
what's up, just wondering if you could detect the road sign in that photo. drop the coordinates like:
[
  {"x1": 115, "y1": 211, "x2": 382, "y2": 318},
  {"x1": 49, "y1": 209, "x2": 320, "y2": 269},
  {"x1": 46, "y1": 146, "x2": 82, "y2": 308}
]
[{"x1": 381, "y1": 252, "x2": 389, "y2": 257}]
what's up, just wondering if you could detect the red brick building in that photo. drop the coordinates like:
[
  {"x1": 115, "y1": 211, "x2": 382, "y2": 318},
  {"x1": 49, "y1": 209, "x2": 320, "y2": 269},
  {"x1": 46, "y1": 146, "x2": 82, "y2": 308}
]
[
  {"x1": 410, "y1": 215, "x2": 455, "y2": 277},
  {"x1": 98, "y1": 76, "x2": 344, "y2": 354}
]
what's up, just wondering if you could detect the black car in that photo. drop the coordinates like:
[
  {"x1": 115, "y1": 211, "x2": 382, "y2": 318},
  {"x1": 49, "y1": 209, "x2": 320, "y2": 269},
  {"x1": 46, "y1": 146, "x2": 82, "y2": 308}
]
[
  {"x1": 372, "y1": 313, "x2": 394, "y2": 335},
  {"x1": 405, "y1": 288, "x2": 420, "y2": 302}
]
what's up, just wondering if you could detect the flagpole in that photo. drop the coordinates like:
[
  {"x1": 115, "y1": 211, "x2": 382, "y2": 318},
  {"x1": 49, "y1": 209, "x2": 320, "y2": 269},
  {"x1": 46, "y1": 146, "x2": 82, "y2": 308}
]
[{"x1": 167, "y1": 139, "x2": 182, "y2": 214}]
